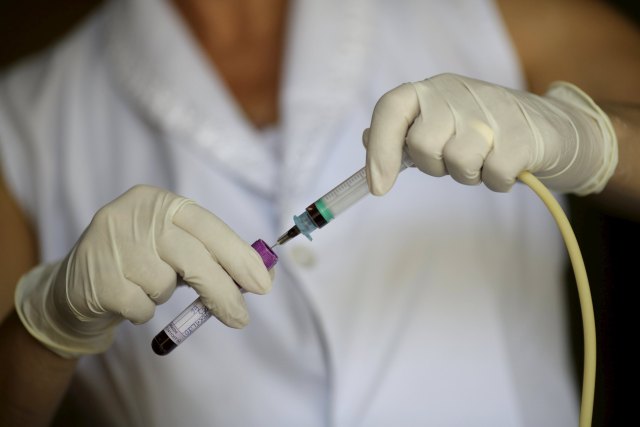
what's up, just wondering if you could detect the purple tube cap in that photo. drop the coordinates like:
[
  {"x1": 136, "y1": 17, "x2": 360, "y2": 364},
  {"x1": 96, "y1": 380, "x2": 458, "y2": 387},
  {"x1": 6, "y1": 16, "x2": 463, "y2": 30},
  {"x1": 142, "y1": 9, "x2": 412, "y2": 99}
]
[{"x1": 251, "y1": 239, "x2": 278, "y2": 270}]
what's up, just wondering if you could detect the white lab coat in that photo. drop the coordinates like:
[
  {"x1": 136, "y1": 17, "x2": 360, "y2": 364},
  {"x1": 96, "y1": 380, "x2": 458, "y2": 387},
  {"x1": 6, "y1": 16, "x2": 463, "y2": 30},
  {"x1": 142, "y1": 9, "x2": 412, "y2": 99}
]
[{"x1": 0, "y1": 0, "x2": 578, "y2": 425}]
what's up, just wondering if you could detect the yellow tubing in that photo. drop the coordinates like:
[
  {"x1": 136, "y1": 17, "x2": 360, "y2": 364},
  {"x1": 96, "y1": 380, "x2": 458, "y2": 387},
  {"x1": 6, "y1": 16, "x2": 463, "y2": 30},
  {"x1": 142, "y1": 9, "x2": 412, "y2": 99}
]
[{"x1": 518, "y1": 171, "x2": 596, "y2": 427}]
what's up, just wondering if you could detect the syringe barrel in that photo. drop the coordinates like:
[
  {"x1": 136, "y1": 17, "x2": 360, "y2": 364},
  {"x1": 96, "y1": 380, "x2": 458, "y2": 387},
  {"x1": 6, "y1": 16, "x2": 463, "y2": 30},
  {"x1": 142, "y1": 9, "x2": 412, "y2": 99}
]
[
  {"x1": 319, "y1": 167, "x2": 369, "y2": 217},
  {"x1": 319, "y1": 152, "x2": 415, "y2": 218},
  {"x1": 151, "y1": 239, "x2": 278, "y2": 355}
]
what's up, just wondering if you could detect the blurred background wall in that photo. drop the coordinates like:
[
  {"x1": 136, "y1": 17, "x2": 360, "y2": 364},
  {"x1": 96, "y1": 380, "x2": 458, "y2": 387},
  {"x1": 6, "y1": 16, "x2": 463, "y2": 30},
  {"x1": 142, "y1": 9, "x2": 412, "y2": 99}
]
[
  {"x1": 1, "y1": 1, "x2": 638, "y2": 426},
  {"x1": 0, "y1": 0, "x2": 103, "y2": 68}
]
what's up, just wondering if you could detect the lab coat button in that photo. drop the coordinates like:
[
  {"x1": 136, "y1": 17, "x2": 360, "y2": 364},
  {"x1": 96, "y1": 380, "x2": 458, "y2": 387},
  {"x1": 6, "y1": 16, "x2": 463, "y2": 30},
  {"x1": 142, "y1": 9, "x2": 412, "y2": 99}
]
[{"x1": 290, "y1": 246, "x2": 316, "y2": 268}]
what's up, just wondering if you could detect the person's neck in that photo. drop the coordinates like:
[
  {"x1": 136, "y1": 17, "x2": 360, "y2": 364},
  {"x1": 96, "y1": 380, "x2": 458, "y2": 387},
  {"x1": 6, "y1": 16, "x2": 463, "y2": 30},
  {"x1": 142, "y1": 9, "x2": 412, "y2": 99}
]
[{"x1": 171, "y1": 0, "x2": 289, "y2": 129}]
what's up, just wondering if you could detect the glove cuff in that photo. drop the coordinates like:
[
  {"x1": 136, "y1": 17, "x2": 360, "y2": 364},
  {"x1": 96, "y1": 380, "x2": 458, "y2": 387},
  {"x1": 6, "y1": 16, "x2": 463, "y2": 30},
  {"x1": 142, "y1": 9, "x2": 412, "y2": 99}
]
[
  {"x1": 15, "y1": 261, "x2": 117, "y2": 359},
  {"x1": 544, "y1": 82, "x2": 618, "y2": 195}
]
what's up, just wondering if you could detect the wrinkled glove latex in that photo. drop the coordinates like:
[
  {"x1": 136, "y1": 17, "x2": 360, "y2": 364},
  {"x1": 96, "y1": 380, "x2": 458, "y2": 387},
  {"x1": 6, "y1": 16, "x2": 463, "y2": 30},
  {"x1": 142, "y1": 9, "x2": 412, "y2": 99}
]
[
  {"x1": 15, "y1": 185, "x2": 272, "y2": 358},
  {"x1": 365, "y1": 73, "x2": 618, "y2": 195}
]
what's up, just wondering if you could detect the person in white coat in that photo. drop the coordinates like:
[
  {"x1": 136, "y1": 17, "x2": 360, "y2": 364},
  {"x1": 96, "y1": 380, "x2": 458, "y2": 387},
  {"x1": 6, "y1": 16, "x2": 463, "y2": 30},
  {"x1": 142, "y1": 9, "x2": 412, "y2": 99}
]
[{"x1": 1, "y1": 0, "x2": 639, "y2": 426}]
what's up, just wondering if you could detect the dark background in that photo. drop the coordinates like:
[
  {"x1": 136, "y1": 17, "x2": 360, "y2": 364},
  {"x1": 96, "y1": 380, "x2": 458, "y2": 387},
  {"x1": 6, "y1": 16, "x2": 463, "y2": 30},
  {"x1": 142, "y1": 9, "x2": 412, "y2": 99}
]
[{"x1": 1, "y1": 1, "x2": 638, "y2": 426}]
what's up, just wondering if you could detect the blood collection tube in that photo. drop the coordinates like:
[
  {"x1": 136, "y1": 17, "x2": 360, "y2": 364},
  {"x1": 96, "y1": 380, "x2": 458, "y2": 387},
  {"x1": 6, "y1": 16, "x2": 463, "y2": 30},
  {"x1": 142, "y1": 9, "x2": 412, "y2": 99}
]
[{"x1": 151, "y1": 239, "x2": 278, "y2": 355}]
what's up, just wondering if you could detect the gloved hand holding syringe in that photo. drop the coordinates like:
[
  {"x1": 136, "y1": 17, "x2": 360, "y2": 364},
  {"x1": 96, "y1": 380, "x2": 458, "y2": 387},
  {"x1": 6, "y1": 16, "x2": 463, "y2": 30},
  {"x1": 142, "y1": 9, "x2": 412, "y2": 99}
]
[{"x1": 151, "y1": 152, "x2": 416, "y2": 355}]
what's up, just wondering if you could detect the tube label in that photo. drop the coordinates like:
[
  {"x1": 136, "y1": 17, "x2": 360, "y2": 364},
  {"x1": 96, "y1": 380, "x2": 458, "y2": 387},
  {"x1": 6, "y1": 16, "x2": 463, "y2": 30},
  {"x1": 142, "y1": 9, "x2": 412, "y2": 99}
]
[{"x1": 163, "y1": 298, "x2": 212, "y2": 344}]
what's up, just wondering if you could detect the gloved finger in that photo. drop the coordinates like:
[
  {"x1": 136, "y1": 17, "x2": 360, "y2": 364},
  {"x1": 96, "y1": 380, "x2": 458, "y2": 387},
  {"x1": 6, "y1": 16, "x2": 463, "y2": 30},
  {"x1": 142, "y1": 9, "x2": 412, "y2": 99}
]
[
  {"x1": 366, "y1": 83, "x2": 420, "y2": 195},
  {"x1": 172, "y1": 203, "x2": 272, "y2": 295},
  {"x1": 475, "y1": 86, "x2": 536, "y2": 192},
  {"x1": 405, "y1": 80, "x2": 455, "y2": 177},
  {"x1": 156, "y1": 225, "x2": 250, "y2": 329},
  {"x1": 422, "y1": 74, "x2": 495, "y2": 185},
  {"x1": 121, "y1": 250, "x2": 177, "y2": 305},
  {"x1": 443, "y1": 119, "x2": 494, "y2": 185},
  {"x1": 98, "y1": 276, "x2": 157, "y2": 325},
  {"x1": 482, "y1": 135, "x2": 531, "y2": 192},
  {"x1": 362, "y1": 128, "x2": 370, "y2": 148}
]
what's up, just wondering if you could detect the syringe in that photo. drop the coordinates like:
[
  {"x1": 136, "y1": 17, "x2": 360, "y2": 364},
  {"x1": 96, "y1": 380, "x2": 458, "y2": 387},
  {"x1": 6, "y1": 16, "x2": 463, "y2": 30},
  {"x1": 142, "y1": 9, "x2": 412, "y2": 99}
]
[
  {"x1": 152, "y1": 151, "x2": 414, "y2": 355},
  {"x1": 275, "y1": 151, "x2": 415, "y2": 245}
]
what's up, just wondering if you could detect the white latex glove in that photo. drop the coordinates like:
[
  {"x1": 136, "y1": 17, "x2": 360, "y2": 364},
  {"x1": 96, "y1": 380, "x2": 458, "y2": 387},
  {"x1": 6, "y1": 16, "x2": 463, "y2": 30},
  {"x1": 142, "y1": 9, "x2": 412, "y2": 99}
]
[
  {"x1": 15, "y1": 185, "x2": 272, "y2": 358},
  {"x1": 364, "y1": 73, "x2": 617, "y2": 195}
]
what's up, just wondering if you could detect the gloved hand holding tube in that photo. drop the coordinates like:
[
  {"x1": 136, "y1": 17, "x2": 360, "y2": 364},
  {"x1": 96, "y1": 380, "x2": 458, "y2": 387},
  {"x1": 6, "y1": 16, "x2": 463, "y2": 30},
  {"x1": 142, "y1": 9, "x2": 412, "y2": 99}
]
[
  {"x1": 14, "y1": 185, "x2": 273, "y2": 358},
  {"x1": 364, "y1": 73, "x2": 618, "y2": 196}
]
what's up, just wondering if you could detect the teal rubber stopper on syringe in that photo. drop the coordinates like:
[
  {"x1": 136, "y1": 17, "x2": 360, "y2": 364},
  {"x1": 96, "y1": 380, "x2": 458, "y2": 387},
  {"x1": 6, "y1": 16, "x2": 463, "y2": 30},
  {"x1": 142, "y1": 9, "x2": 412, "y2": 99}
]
[
  {"x1": 292, "y1": 199, "x2": 335, "y2": 241},
  {"x1": 314, "y1": 199, "x2": 335, "y2": 222}
]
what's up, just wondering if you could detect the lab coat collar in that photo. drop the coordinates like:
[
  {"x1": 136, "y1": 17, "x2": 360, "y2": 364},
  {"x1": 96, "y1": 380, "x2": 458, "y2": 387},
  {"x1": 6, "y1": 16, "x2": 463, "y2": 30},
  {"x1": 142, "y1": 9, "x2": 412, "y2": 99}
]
[
  {"x1": 105, "y1": 0, "x2": 278, "y2": 196},
  {"x1": 105, "y1": 0, "x2": 373, "y2": 204}
]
